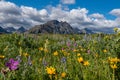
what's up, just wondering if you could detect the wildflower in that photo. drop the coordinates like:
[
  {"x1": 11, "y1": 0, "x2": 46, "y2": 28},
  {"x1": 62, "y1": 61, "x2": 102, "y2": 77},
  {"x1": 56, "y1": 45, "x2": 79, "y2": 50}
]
[
  {"x1": 80, "y1": 48, "x2": 83, "y2": 51},
  {"x1": 18, "y1": 41, "x2": 21, "y2": 45},
  {"x1": 39, "y1": 58, "x2": 42, "y2": 62},
  {"x1": 16, "y1": 55, "x2": 22, "y2": 62},
  {"x1": 73, "y1": 49, "x2": 78, "y2": 52},
  {"x1": 23, "y1": 53, "x2": 29, "y2": 57},
  {"x1": 77, "y1": 57, "x2": 83, "y2": 63},
  {"x1": 67, "y1": 42, "x2": 70, "y2": 47},
  {"x1": 39, "y1": 47, "x2": 44, "y2": 51},
  {"x1": 87, "y1": 49, "x2": 90, "y2": 54},
  {"x1": 72, "y1": 38, "x2": 75, "y2": 41},
  {"x1": 63, "y1": 51, "x2": 69, "y2": 56},
  {"x1": 95, "y1": 53, "x2": 98, "y2": 57},
  {"x1": 113, "y1": 27, "x2": 118, "y2": 32},
  {"x1": 3, "y1": 46, "x2": 8, "y2": 51},
  {"x1": 110, "y1": 64, "x2": 117, "y2": 69},
  {"x1": 44, "y1": 48, "x2": 48, "y2": 53},
  {"x1": 28, "y1": 56, "x2": 32, "y2": 66},
  {"x1": 108, "y1": 57, "x2": 120, "y2": 63},
  {"x1": 6, "y1": 58, "x2": 19, "y2": 70},
  {"x1": 83, "y1": 61, "x2": 89, "y2": 66},
  {"x1": 77, "y1": 53, "x2": 81, "y2": 57},
  {"x1": 103, "y1": 49, "x2": 107, "y2": 53},
  {"x1": 117, "y1": 31, "x2": 120, "y2": 35},
  {"x1": 111, "y1": 57, "x2": 119, "y2": 62},
  {"x1": 46, "y1": 66, "x2": 56, "y2": 75},
  {"x1": 1, "y1": 68, "x2": 10, "y2": 75},
  {"x1": 74, "y1": 42, "x2": 77, "y2": 47},
  {"x1": 61, "y1": 48, "x2": 64, "y2": 51},
  {"x1": 53, "y1": 51, "x2": 58, "y2": 56},
  {"x1": 0, "y1": 55, "x2": 5, "y2": 59},
  {"x1": 42, "y1": 59, "x2": 47, "y2": 67},
  {"x1": 61, "y1": 72, "x2": 66, "y2": 78},
  {"x1": 61, "y1": 57, "x2": 66, "y2": 63}
]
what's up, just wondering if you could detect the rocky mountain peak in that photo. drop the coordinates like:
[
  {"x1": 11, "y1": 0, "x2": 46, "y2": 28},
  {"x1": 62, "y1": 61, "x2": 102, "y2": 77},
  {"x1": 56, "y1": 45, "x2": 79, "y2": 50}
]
[{"x1": 27, "y1": 20, "x2": 76, "y2": 34}]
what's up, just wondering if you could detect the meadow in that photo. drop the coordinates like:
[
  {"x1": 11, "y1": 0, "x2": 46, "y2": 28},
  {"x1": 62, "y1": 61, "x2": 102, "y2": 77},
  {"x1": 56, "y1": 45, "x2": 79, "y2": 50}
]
[{"x1": 0, "y1": 29, "x2": 120, "y2": 80}]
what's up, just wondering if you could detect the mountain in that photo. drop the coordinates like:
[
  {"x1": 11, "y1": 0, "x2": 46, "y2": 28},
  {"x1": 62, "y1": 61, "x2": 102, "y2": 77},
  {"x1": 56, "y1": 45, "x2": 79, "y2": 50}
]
[
  {"x1": 88, "y1": 27, "x2": 115, "y2": 34},
  {"x1": 17, "y1": 26, "x2": 27, "y2": 33},
  {"x1": 4, "y1": 27, "x2": 16, "y2": 33},
  {"x1": 0, "y1": 26, "x2": 8, "y2": 34},
  {"x1": 27, "y1": 20, "x2": 76, "y2": 34},
  {"x1": 79, "y1": 28, "x2": 94, "y2": 34}
]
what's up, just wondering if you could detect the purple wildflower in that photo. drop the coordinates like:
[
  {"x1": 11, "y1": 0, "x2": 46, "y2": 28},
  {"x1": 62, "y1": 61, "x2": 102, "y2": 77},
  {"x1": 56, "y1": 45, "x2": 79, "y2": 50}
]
[
  {"x1": 67, "y1": 42, "x2": 70, "y2": 47},
  {"x1": 42, "y1": 59, "x2": 47, "y2": 67},
  {"x1": 74, "y1": 42, "x2": 77, "y2": 47},
  {"x1": 61, "y1": 57, "x2": 66, "y2": 63},
  {"x1": 6, "y1": 58, "x2": 19, "y2": 70},
  {"x1": 62, "y1": 48, "x2": 64, "y2": 51},
  {"x1": 28, "y1": 56, "x2": 32, "y2": 66},
  {"x1": 87, "y1": 49, "x2": 90, "y2": 54},
  {"x1": 16, "y1": 55, "x2": 22, "y2": 63}
]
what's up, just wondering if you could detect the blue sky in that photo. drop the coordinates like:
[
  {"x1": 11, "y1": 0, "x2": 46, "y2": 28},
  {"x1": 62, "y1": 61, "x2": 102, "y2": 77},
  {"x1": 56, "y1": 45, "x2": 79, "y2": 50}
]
[{"x1": 0, "y1": 0, "x2": 120, "y2": 31}]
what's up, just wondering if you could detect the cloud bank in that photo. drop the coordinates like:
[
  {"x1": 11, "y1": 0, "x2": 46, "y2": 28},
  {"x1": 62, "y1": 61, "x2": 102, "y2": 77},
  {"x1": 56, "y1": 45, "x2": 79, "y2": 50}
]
[
  {"x1": 0, "y1": 1, "x2": 120, "y2": 30},
  {"x1": 61, "y1": 0, "x2": 75, "y2": 4}
]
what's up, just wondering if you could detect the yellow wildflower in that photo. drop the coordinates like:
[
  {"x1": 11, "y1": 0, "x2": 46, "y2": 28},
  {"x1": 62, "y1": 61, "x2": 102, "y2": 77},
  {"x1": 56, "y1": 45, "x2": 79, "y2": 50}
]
[
  {"x1": 113, "y1": 27, "x2": 118, "y2": 32},
  {"x1": 39, "y1": 47, "x2": 44, "y2": 51},
  {"x1": 61, "y1": 72, "x2": 66, "y2": 78},
  {"x1": 53, "y1": 51, "x2": 58, "y2": 56},
  {"x1": 23, "y1": 53, "x2": 29, "y2": 57},
  {"x1": 72, "y1": 38, "x2": 75, "y2": 41},
  {"x1": 95, "y1": 53, "x2": 98, "y2": 57},
  {"x1": 110, "y1": 64, "x2": 117, "y2": 69},
  {"x1": 44, "y1": 48, "x2": 48, "y2": 53},
  {"x1": 80, "y1": 48, "x2": 83, "y2": 51},
  {"x1": 111, "y1": 57, "x2": 119, "y2": 62},
  {"x1": 73, "y1": 49, "x2": 77, "y2": 52},
  {"x1": 117, "y1": 31, "x2": 120, "y2": 35},
  {"x1": 108, "y1": 57, "x2": 120, "y2": 63},
  {"x1": 77, "y1": 57, "x2": 83, "y2": 63},
  {"x1": 3, "y1": 46, "x2": 8, "y2": 51},
  {"x1": 39, "y1": 58, "x2": 42, "y2": 62},
  {"x1": 46, "y1": 66, "x2": 56, "y2": 75},
  {"x1": 83, "y1": 61, "x2": 90, "y2": 66},
  {"x1": 77, "y1": 53, "x2": 81, "y2": 57},
  {"x1": 63, "y1": 51, "x2": 68, "y2": 56},
  {"x1": 103, "y1": 49, "x2": 107, "y2": 53},
  {"x1": 18, "y1": 41, "x2": 21, "y2": 45},
  {"x1": 0, "y1": 55, "x2": 5, "y2": 59}
]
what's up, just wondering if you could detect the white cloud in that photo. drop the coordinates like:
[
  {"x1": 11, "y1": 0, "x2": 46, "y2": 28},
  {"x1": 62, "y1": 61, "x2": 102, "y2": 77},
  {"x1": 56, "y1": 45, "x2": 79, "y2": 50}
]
[
  {"x1": 0, "y1": 1, "x2": 120, "y2": 31},
  {"x1": 61, "y1": 0, "x2": 75, "y2": 4},
  {"x1": 109, "y1": 9, "x2": 120, "y2": 27},
  {"x1": 0, "y1": 1, "x2": 49, "y2": 28},
  {"x1": 0, "y1": 1, "x2": 21, "y2": 15},
  {"x1": 89, "y1": 13, "x2": 105, "y2": 19},
  {"x1": 110, "y1": 9, "x2": 120, "y2": 17}
]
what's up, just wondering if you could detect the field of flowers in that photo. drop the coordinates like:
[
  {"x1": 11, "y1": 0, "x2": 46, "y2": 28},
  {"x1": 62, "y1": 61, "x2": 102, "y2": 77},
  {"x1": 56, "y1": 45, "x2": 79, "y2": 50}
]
[{"x1": 0, "y1": 29, "x2": 120, "y2": 80}]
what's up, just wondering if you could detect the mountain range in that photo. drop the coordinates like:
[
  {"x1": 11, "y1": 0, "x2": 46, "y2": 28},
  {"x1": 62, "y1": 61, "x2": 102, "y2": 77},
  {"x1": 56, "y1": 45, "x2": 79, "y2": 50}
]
[
  {"x1": 0, "y1": 20, "x2": 116, "y2": 34},
  {"x1": 0, "y1": 26, "x2": 27, "y2": 34}
]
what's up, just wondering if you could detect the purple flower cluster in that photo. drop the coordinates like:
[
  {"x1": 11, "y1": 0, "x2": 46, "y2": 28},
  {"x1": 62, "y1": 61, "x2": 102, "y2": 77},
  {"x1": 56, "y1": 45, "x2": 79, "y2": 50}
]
[{"x1": 6, "y1": 58, "x2": 19, "y2": 70}]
